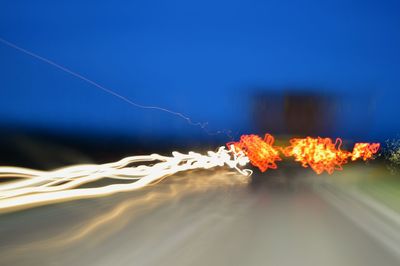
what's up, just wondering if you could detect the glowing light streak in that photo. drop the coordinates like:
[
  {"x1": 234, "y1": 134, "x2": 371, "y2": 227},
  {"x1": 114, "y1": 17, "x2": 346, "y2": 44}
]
[
  {"x1": 1, "y1": 171, "x2": 248, "y2": 255},
  {"x1": 0, "y1": 146, "x2": 250, "y2": 212},
  {"x1": 351, "y1": 143, "x2": 381, "y2": 161},
  {"x1": 230, "y1": 134, "x2": 380, "y2": 174},
  {"x1": 0, "y1": 134, "x2": 382, "y2": 213},
  {"x1": 283, "y1": 137, "x2": 351, "y2": 174},
  {"x1": 228, "y1": 134, "x2": 281, "y2": 172},
  {"x1": 283, "y1": 137, "x2": 380, "y2": 174}
]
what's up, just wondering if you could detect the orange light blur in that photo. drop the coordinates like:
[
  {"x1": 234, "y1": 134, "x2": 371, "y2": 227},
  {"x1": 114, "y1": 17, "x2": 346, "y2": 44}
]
[
  {"x1": 351, "y1": 143, "x2": 381, "y2": 161},
  {"x1": 227, "y1": 134, "x2": 281, "y2": 172},
  {"x1": 283, "y1": 137, "x2": 351, "y2": 174},
  {"x1": 229, "y1": 134, "x2": 380, "y2": 174}
]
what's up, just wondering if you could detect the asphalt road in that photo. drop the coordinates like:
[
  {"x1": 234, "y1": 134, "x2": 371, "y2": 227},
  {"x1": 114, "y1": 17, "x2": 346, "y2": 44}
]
[{"x1": 0, "y1": 168, "x2": 398, "y2": 266}]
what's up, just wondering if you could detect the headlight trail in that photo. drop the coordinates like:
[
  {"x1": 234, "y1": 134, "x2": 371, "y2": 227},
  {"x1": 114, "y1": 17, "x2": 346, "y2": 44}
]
[
  {"x1": 0, "y1": 133, "x2": 381, "y2": 213},
  {"x1": 0, "y1": 146, "x2": 251, "y2": 213}
]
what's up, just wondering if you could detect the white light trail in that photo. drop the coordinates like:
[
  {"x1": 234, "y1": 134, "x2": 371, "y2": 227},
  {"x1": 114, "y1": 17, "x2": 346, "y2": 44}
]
[{"x1": 0, "y1": 146, "x2": 251, "y2": 213}]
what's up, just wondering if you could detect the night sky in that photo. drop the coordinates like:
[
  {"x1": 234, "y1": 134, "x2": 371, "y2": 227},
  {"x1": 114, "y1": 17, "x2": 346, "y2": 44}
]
[{"x1": 0, "y1": 0, "x2": 399, "y2": 142}]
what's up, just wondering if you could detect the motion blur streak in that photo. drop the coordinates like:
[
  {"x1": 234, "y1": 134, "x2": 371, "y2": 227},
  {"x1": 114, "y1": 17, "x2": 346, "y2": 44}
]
[
  {"x1": 1, "y1": 171, "x2": 248, "y2": 258},
  {"x1": 0, "y1": 146, "x2": 251, "y2": 213},
  {"x1": 0, "y1": 135, "x2": 380, "y2": 213},
  {"x1": 351, "y1": 143, "x2": 381, "y2": 161},
  {"x1": 228, "y1": 134, "x2": 281, "y2": 172},
  {"x1": 283, "y1": 137, "x2": 380, "y2": 174},
  {"x1": 230, "y1": 134, "x2": 380, "y2": 174}
]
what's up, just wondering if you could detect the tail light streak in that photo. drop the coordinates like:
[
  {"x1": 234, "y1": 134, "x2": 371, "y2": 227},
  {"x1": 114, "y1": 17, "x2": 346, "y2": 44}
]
[{"x1": 0, "y1": 134, "x2": 379, "y2": 213}]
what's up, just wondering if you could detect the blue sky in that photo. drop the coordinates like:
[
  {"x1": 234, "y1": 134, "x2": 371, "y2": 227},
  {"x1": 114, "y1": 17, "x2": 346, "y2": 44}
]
[{"x1": 0, "y1": 0, "x2": 399, "y2": 141}]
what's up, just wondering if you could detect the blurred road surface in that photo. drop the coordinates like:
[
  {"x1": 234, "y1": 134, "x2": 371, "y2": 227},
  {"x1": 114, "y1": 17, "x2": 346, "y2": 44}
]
[{"x1": 0, "y1": 168, "x2": 398, "y2": 266}]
